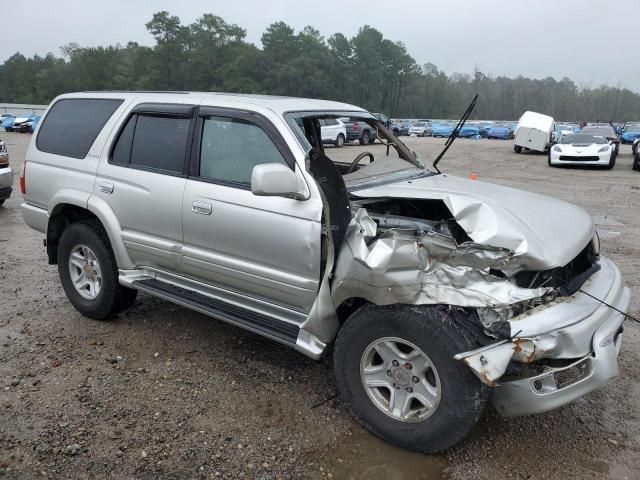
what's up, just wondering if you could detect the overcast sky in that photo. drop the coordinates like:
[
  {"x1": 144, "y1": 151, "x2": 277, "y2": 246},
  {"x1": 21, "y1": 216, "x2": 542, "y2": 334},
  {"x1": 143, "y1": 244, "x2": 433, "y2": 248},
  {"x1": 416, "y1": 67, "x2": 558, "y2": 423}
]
[{"x1": 3, "y1": 0, "x2": 639, "y2": 92}]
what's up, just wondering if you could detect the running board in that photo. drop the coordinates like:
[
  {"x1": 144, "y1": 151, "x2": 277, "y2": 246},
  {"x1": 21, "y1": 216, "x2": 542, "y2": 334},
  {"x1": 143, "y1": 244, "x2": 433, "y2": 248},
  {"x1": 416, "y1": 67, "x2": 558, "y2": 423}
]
[{"x1": 132, "y1": 278, "x2": 300, "y2": 344}]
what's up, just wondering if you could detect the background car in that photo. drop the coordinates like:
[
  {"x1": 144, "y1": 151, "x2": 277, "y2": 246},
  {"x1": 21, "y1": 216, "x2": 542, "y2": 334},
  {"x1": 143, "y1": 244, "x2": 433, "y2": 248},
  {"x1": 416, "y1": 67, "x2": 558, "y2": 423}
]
[
  {"x1": 0, "y1": 113, "x2": 15, "y2": 125},
  {"x1": 432, "y1": 122, "x2": 455, "y2": 137},
  {"x1": 620, "y1": 123, "x2": 640, "y2": 144},
  {"x1": 580, "y1": 125, "x2": 619, "y2": 156},
  {"x1": 458, "y1": 123, "x2": 481, "y2": 138},
  {"x1": 477, "y1": 121, "x2": 494, "y2": 137},
  {"x1": 634, "y1": 143, "x2": 640, "y2": 171},
  {"x1": 549, "y1": 132, "x2": 616, "y2": 169},
  {"x1": 340, "y1": 117, "x2": 378, "y2": 145},
  {"x1": 391, "y1": 120, "x2": 413, "y2": 136},
  {"x1": 12, "y1": 114, "x2": 40, "y2": 133},
  {"x1": 0, "y1": 138, "x2": 12, "y2": 207},
  {"x1": 320, "y1": 118, "x2": 346, "y2": 147},
  {"x1": 2, "y1": 116, "x2": 17, "y2": 132},
  {"x1": 487, "y1": 124, "x2": 514, "y2": 139},
  {"x1": 408, "y1": 121, "x2": 432, "y2": 136}
]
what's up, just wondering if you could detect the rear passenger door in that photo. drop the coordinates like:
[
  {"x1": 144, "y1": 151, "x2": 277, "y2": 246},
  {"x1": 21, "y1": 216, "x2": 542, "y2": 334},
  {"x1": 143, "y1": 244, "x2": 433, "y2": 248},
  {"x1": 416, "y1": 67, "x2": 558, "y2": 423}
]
[
  {"x1": 95, "y1": 103, "x2": 195, "y2": 272},
  {"x1": 181, "y1": 107, "x2": 322, "y2": 313}
]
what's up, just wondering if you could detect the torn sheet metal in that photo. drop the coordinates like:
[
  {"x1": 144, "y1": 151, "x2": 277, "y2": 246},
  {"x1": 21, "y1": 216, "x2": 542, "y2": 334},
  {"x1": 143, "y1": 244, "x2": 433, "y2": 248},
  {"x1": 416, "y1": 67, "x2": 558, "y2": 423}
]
[
  {"x1": 454, "y1": 341, "x2": 515, "y2": 386},
  {"x1": 331, "y1": 208, "x2": 553, "y2": 311},
  {"x1": 348, "y1": 173, "x2": 594, "y2": 271}
]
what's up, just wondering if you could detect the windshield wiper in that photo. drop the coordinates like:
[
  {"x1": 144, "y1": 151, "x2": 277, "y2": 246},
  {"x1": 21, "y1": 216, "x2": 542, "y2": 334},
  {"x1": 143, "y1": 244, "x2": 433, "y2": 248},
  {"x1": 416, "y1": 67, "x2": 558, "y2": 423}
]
[{"x1": 432, "y1": 94, "x2": 479, "y2": 174}]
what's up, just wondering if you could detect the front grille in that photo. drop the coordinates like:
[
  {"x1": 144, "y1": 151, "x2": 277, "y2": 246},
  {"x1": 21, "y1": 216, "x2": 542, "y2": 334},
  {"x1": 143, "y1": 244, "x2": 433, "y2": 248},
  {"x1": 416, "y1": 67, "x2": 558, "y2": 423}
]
[
  {"x1": 559, "y1": 155, "x2": 600, "y2": 161},
  {"x1": 513, "y1": 241, "x2": 598, "y2": 294}
]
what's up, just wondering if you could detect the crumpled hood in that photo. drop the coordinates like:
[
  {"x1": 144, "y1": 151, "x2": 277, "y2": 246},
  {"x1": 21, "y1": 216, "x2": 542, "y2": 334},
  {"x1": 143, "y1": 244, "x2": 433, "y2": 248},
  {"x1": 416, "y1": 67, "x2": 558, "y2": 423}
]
[{"x1": 351, "y1": 173, "x2": 594, "y2": 270}]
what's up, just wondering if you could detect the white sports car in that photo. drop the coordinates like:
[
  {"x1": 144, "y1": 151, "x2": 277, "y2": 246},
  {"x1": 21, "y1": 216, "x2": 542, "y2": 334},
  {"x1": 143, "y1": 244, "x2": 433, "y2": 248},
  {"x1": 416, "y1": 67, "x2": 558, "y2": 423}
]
[{"x1": 548, "y1": 133, "x2": 616, "y2": 169}]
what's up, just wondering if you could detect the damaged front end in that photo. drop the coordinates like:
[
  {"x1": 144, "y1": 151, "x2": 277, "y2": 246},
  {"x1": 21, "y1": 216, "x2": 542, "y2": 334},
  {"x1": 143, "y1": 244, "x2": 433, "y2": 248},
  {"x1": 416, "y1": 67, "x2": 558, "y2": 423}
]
[{"x1": 330, "y1": 193, "x2": 630, "y2": 416}]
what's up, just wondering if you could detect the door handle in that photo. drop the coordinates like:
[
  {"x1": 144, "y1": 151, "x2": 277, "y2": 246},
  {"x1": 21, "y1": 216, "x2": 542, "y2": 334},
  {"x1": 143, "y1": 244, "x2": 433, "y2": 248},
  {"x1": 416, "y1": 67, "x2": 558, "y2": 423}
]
[
  {"x1": 192, "y1": 200, "x2": 212, "y2": 215},
  {"x1": 98, "y1": 182, "x2": 114, "y2": 194}
]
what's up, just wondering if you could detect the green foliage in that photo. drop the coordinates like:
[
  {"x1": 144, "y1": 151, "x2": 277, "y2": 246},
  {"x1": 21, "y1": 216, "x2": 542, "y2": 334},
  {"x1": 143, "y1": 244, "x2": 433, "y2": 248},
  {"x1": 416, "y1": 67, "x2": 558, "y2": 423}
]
[{"x1": 1, "y1": 11, "x2": 639, "y2": 121}]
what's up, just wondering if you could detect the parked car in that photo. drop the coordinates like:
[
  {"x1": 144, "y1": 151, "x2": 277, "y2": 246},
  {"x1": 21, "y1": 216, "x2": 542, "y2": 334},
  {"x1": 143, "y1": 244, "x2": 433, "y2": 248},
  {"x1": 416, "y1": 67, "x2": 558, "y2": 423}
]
[
  {"x1": 9, "y1": 114, "x2": 40, "y2": 133},
  {"x1": 620, "y1": 123, "x2": 640, "y2": 144},
  {"x1": 513, "y1": 111, "x2": 555, "y2": 153},
  {"x1": 2, "y1": 116, "x2": 17, "y2": 132},
  {"x1": 0, "y1": 138, "x2": 12, "y2": 207},
  {"x1": 21, "y1": 92, "x2": 630, "y2": 454},
  {"x1": 340, "y1": 116, "x2": 378, "y2": 145},
  {"x1": 408, "y1": 121, "x2": 432, "y2": 137},
  {"x1": 477, "y1": 121, "x2": 494, "y2": 137},
  {"x1": 431, "y1": 122, "x2": 455, "y2": 137},
  {"x1": 548, "y1": 133, "x2": 616, "y2": 169},
  {"x1": 458, "y1": 124, "x2": 481, "y2": 138},
  {"x1": 320, "y1": 118, "x2": 346, "y2": 147},
  {"x1": 580, "y1": 125, "x2": 619, "y2": 156},
  {"x1": 632, "y1": 137, "x2": 639, "y2": 156},
  {"x1": 391, "y1": 120, "x2": 413, "y2": 136},
  {"x1": 633, "y1": 140, "x2": 640, "y2": 171},
  {"x1": 0, "y1": 113, "x2": 15, "y2": 125},
  {"x1": 487, "y1": 124, "x2": 514, "y2": 139}
]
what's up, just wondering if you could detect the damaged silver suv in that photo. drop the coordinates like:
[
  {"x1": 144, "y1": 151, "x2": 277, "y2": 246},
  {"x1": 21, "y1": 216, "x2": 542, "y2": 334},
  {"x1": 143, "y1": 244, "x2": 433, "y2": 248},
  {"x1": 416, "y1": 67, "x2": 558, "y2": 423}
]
[{"x1": 21, "y1": 93, "x2": 630, "y2": 453}]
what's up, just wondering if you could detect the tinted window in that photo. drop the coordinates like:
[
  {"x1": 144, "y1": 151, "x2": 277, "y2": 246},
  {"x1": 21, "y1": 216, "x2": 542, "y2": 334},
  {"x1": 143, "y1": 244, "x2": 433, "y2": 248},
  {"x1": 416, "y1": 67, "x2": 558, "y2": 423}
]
[
  {"x1": 130, "y1": 115, "x2": 190, "y2": 173},
  {"x1": 37, "y1": 98, "x2": 123, "y2": 158},
  {"x1": 200, "y1": 116, "x2": 288, "y2": 185},
  {"x1": 324, "y1": 119, "x2": 339, "y2": 126},
  {"x1": 111, "y1": 115, "x2": 137, "y2": 165}
]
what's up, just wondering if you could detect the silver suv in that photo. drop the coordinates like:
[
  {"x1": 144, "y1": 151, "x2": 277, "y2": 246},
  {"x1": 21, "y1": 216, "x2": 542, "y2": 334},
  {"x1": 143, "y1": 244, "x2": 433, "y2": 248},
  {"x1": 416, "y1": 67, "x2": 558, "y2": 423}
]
[
  {"x1": 21, "y1": 92, "x2": 630, "y2": 453},
  {"x1": 0, "y1": 137, "x2": 12, "y2": 206}
]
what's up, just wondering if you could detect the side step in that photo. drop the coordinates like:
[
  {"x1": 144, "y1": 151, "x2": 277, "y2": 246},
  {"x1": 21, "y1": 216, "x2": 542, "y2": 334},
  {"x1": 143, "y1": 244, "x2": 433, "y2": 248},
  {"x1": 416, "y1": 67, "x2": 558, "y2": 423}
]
[{"x1": 132, "y1": 278, "x2": 299, "y2": 344}]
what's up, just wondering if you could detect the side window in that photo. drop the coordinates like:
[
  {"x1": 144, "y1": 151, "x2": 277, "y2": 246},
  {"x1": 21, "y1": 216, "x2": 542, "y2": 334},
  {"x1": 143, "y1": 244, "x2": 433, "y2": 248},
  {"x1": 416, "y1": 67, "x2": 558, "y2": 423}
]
[
  {"x1": 37, "y1": 98, "x2": 123, "y2": 158},
  {"x1": 129, "y1": 115, "x2": 190, "y2": 173},
  {"x1": 325, "y1": 119, "x2": 338, "y2": 126},
  {"x1": 111, "y1": 115, "x2": 137, "y2": 165},
  {"x1": 199, "y1": 116, "x2": 288, "y2": 186}
]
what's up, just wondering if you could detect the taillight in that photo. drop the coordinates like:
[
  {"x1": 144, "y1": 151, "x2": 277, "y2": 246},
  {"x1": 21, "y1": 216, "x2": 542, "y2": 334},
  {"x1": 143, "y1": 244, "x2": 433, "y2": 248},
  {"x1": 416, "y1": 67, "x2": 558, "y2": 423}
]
[
  {"x1": 353, "y1": 121, "x2": 359, "y2": 129},
  {"x1": 20, "y1": 160, "x2": 27, "y2": 194}
]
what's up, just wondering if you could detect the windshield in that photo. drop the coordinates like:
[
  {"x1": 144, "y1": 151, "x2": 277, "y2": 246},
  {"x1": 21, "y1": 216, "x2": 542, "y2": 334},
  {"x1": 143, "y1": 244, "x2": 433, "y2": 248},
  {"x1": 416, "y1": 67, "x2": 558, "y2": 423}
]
[
  {"x1": 412, "y1": 122, "x2": 426, "y2": 127},
  {"x1": 559, "y1": 133, "x2": 607, "y2": 145},
  {"x1": 624, "y1": 124, "x2": 640, "y2": 132},
  {"x1": 284, "y1": 110, "x2": 431, "y2": 188},
  {"x1": 581, "y1": 127, "x2": 616, "y2": 137}
]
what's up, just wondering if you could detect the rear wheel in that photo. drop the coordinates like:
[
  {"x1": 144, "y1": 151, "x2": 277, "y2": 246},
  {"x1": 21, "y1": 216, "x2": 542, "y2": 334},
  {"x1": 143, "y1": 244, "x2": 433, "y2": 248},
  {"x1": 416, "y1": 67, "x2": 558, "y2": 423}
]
[
  {"x1": 335, "y1": 133, "x2": 345, "y2": 148},
  {"x1": 333, "y1": 304, "x2": 488, "y2": 453},
  {"x1": 359, "y1": 131, "x2": 371, "y2": 145},
  {"x1": 0, "y1": 200, "x2": 4, "y2": 207},
  {"x1": 514, "y1": 145, "x2": 522, "y2": 153},
  {"x1": 58, "y1": 221, "x2": 137, "y2": 320}
]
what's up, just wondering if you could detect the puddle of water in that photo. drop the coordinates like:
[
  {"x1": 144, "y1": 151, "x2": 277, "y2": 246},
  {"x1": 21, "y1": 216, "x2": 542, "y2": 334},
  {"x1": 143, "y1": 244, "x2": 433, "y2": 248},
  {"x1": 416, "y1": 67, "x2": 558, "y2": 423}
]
[{"x1": 305, "y1": 423, "x2": 445, "y2": 480}]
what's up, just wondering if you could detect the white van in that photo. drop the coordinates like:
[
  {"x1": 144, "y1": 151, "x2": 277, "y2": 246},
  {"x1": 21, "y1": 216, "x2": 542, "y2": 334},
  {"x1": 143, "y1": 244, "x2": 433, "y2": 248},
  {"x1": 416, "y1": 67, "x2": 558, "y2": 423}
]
[{"x1": 513, "y1": 111, "x2": 555, "y2": 153}]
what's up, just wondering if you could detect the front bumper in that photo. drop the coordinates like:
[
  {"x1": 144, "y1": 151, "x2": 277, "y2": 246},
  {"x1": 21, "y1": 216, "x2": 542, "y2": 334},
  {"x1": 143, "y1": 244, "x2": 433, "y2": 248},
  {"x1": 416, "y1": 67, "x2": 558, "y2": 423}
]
[
  {"x1": 549, "y1": 151, "x2": 612, "y2": 165},
  {"x1": 457, "y1": 256, "x2": 631, "y2": 416}
]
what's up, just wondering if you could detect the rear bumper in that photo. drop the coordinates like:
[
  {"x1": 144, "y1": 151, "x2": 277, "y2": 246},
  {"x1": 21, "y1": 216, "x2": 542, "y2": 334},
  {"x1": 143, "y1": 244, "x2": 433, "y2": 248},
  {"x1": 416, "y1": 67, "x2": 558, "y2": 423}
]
[
  {"x1": 21, "y1": 202, "x2": 49, "y2": 233},
  {"x1": 0, "y1": 187, "x2": 11, "y2": 201}
]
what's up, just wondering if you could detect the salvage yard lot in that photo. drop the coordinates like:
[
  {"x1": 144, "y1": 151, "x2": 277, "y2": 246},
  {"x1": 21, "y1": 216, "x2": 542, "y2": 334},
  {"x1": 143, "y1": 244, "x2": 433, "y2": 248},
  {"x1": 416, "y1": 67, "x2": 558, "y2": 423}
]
[{"x1": 0, "y1": 131, "x2": 639, "y2": 479}]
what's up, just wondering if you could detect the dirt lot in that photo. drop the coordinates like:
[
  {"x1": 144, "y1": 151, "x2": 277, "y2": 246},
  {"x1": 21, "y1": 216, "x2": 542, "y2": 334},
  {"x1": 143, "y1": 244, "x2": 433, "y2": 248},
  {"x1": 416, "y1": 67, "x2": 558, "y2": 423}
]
[{"x1": 0, "y1": 131, "x2": 639, "y2": 480}]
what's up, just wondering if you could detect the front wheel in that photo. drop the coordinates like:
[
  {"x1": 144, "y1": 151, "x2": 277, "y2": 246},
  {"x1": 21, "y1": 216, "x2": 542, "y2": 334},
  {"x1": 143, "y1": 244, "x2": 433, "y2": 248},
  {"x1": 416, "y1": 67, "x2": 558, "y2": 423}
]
[
  {"x1": 333, "y1": 305, "x2": 488, "y2": 453},
  {"x1": 335, "y1": 133, "x2": 345, "y2": 148},
  {"x1": 514, "y1": 145, "x2": 522, "y2": 153},
  {"x1": 359, "y1": 131, "x2": 371, "y2": 145},
  {"x1": 58, "y1": 221, "x2": 137, "y2": 320},
  {"x1": 606, "y1": 152, "x2": 616, "y2": 170}
]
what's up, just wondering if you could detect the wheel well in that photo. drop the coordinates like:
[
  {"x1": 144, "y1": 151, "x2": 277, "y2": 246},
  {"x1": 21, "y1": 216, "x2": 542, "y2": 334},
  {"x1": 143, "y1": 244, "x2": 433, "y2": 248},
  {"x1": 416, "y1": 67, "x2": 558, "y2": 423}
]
[
  {"x1": 46, "y1": 204, "x2": 101, "y2": 265},
  {"x1": 335, "y1": 297, "x2": 370, "y2": 325}
]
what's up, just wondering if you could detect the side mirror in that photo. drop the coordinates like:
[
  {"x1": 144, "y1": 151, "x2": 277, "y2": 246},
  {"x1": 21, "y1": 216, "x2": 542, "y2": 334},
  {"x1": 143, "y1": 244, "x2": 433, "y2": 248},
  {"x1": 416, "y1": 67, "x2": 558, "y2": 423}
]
[{"x1": 251, "y1": 163, "x2": 300, "y2": 198}]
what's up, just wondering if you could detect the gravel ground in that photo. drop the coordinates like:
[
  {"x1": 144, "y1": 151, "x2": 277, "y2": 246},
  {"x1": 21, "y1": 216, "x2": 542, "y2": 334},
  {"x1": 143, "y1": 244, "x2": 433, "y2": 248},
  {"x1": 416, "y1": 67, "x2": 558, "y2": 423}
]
[{"x1": 0, "y1": 131, "x2": 638, "y2": 480}]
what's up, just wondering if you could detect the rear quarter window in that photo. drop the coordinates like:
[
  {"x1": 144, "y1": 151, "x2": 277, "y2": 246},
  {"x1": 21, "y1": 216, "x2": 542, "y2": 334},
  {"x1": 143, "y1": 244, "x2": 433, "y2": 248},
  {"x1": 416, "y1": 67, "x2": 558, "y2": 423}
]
[{"x1": 36, "y1": 98, "x2": 123, "y2": 159}]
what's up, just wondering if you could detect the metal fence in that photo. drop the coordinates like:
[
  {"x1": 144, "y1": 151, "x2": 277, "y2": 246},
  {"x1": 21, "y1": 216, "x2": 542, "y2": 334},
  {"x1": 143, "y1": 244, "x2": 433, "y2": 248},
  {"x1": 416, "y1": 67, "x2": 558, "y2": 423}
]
[{"x1": 0, "y1": 103, "x2": 48, "y2": 117}]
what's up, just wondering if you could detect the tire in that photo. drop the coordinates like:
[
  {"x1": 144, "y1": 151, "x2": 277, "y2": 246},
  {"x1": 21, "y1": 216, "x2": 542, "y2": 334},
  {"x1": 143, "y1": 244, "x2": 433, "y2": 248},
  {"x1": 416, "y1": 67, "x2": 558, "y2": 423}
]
[
  {"x1": 633, "y1": 155, "x2": 640, "y2": 171},
  {"x1": 548, "y1": 150, "x2": 554, "y2": 167},
  {"x1": 57, "y1": 221, "x2": 137, "y2": 320},
  {"x1": 514, "y1": 145, "x2": 522, "y2": 153},
  {"x1": 359, "y1": 131, "x2": 371, "y2": 145},
  {"x1": 333, "y1": 304, "x2": 489, "y2": 453},
  {"x1": 606, "y1": 152, "x2": 616, "y2": 170},
  {"x1": 335, "y1": 133, "x2": 345, "y2": 148},
  {"x1": 0, "y1": 200, "x2": 4, "y2": 207}
]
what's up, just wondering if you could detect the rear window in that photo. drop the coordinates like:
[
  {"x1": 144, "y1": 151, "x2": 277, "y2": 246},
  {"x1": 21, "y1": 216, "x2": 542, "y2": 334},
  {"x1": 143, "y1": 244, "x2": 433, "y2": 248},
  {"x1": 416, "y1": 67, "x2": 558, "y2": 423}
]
[{"x1": 36, "y1": 98, "x2": 123, "y2": 159}]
